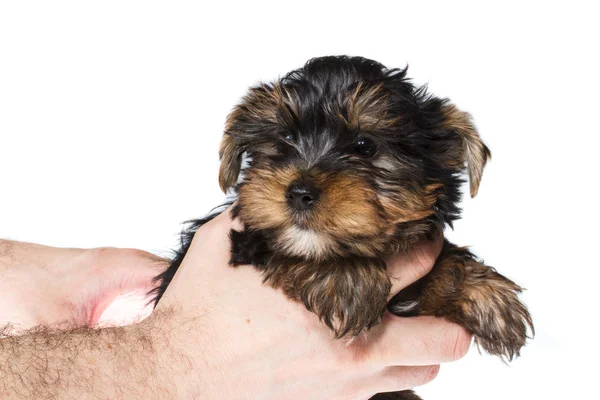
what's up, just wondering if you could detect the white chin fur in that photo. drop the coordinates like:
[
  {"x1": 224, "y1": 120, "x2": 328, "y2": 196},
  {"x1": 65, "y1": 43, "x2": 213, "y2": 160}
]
[{"x1": 277, "y1": 226, "x2": 333, "y2": 259}]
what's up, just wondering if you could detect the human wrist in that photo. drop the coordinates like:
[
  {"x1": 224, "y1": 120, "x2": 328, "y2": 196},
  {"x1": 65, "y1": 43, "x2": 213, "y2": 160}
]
[{"x1": 0, "y1": 240, "x2": 63, "y2": 329}]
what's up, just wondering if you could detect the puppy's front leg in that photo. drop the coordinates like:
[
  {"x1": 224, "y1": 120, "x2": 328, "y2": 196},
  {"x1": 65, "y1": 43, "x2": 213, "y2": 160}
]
[
  {"x1": 229, "y1": 230, "x2": 392, "y2": 337},
  {"x1": 390, "y1": 240, "x2": 533, "y2": 361},
  {"x1": 229, "y1": 228, "x2": 271, "y2": 267},
  {"x1": 263, "y1": 257, "x2": 392, "y2": 338}
]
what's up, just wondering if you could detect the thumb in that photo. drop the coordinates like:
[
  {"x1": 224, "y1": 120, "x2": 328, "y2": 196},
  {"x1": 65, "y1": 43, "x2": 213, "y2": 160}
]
[{"x1": 155, "y1": 206, "x2": 239, "y2": 311}]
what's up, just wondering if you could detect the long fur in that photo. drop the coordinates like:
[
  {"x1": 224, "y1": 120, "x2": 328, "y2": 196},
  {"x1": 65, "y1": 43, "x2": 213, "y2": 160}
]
[{"x1": 151, "y1": 56, "x2": 532, "y2": 400}]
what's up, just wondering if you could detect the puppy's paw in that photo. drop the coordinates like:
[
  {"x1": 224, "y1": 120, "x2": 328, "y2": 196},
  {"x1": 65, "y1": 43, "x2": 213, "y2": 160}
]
[
  {"x1": 302, "y1": 258, "x2": 392, "y2": 338},
  {"x1": 462, "y1": 268, "x2": 534, "y2": 361},
  {"x1": 417, "y1": 245, "x2": 534, "y2": 361}
]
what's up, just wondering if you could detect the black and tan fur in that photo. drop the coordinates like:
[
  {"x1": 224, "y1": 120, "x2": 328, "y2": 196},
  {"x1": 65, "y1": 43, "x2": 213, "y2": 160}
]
[{"x1": 152, "y1": 56, "x2": 533, "y2": 399}]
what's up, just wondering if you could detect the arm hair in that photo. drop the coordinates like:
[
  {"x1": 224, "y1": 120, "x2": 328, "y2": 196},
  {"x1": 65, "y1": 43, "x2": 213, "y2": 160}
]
[{"x1": 0, "y1": 313, "x2": 174, "y2": 399}]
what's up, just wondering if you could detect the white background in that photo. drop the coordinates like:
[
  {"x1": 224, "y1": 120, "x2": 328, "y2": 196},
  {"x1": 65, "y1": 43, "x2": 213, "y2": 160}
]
[{"x1": 1, "y1": 1, "x2": 598, "y2": 399}]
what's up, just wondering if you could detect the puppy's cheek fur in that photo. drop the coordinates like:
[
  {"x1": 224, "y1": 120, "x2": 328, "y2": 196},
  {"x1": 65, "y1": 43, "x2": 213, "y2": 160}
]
[
  {"x1": 237, "y1": 166, "x2": 298, "y2": 230},
  {"x1": 264, "y1": 257, "x2": 392, "y2": 338},
  {"x1": 312, "y1": 173, "x2": 385, "y2": 238},
  {"x1": 239, "y1": 168, "x2": 393, "y2": 258},
  {"x1": 378, "y1": 183, "x2": 441, "y2": 224}
]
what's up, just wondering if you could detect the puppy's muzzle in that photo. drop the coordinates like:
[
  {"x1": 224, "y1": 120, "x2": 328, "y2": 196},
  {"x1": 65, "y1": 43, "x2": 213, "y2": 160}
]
[{"x1": 286, "y1": 181, "x2": 320, "y2": 211}]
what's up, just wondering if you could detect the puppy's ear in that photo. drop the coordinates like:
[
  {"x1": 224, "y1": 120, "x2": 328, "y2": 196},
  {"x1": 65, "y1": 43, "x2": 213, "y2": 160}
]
[
  {"x1": 218, "y1": 83, "x2": 283, "y2": 192},
  {"x1": 441, "y1": 103, "x2": 491, "y2": 197},
  {"x1": 218, "y1": 132, "x2": 245, "y2": 192}
]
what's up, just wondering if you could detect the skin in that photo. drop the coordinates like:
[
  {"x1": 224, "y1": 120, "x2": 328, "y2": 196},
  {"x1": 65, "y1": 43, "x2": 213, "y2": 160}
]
[
  {"x1": 0, "y1": 209, "x2": 471, "y2": 399},
  {"x1": 0, "y1": 240, "x2": 166, "y2": 333}
]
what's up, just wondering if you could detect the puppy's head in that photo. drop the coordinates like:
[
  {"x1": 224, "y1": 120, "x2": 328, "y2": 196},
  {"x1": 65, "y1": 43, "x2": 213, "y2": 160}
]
[{"x1": 220, "y1": 56, "x2": 490, "y2": 261}]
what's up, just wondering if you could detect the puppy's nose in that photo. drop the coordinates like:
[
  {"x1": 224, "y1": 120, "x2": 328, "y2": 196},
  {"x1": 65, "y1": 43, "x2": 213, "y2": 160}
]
[{"x1": 286, "y1": 183, "x2": 320, "y2": 211}]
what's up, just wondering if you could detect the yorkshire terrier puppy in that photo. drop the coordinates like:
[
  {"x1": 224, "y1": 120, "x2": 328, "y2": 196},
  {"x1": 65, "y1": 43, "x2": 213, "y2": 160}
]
[{"x1": 152, "y1": 56, "x2": 533, "y2": 400}]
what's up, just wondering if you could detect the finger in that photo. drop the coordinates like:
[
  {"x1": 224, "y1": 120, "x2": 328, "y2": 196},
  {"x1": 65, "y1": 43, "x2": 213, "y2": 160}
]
[
  {"x1": 386, "y1": 233, "x2": 444, "y2": 300},
  {"x1": 373, "y1": 364, "x2": 440, "y2": 393},
  {"x1": 367, "y1": 314, "x2": 472, "y2": 367},
  {"x1": 346, "y1": 364, "x2": 440, "y2": 400}
]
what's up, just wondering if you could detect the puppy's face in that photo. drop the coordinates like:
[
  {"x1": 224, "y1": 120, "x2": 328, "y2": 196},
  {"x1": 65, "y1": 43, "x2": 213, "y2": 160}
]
[{"x1": 220, "y1": 56, "x2": 490, "y2": 261}]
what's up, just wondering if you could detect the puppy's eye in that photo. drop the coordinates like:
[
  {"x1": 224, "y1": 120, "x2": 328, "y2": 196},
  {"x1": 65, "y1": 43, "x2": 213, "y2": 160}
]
[
  {"x1": 284, "y1": 134, "x2": 294, "y2": 141},
  {"x1": 354, "y1": 137, "x2": 377, "y2": 157}
]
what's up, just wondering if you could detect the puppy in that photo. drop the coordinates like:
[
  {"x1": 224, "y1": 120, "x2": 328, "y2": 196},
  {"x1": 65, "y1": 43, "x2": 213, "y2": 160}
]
[{"x1": 152, "y1": 56, "x2": 533, "y2": 400}]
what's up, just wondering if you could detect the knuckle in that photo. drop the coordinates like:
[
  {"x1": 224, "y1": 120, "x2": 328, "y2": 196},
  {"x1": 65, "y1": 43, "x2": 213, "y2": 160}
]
[
  {"x1": 122, "y1": 248, "x2": 149, "y2": 258},
  {"x1": 124, "y1": 248, "x2": 162, "y2": 261},
  {"x1": 418, "y1": 365, "x2": 440, "y2": 386},
  {"x1": 445, "y1": 326, "x2": 471, "y2": 361},
  {"x1": 116, "y1": 248, "x2": 154, "y2": 264},
  {"x1": 90, "y1": 247, "x2": 162, "y2": 269},
  {"x1": 412, "y1": 245, "x2": 436, "y2": 276},
  {"x1": 88, "y1": 246, "x2": 120, "y2": 264}
]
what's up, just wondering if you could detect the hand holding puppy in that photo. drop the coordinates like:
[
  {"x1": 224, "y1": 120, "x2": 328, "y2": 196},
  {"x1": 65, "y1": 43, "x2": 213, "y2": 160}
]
[
  {"x1": 1, "y1": 208, "x2": 471, "y2": 399},
  {"x1": 154, "y1": 208, "x2": 470, "y2": 399}
]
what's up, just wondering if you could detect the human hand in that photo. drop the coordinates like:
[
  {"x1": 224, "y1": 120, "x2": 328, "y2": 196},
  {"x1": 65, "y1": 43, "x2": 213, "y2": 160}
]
[
  {"x1": 0, "y1": 239, "x2": 167, "y2": 333},
  {"x1": 154, "y1": 208, "x2": 471, "y2": 399}
]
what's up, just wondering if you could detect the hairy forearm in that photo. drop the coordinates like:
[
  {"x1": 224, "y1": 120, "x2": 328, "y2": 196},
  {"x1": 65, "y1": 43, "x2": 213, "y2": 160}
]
[
  {"x1": 0, "y1": 239, "x2": 199, "y2": 398},
  {"x1": 0, "y1": 318, "x2": 171, "y2": 399}
]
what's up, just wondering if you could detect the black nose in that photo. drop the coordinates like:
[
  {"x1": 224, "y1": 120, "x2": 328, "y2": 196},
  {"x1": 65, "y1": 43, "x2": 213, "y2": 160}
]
[{"x1": 286, "y1": 183, "x2": 320, "y2": 211}]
